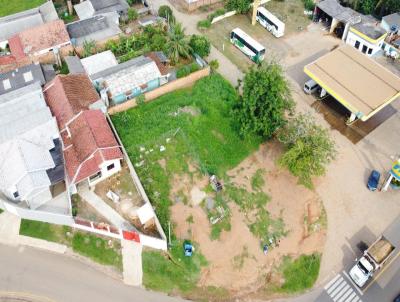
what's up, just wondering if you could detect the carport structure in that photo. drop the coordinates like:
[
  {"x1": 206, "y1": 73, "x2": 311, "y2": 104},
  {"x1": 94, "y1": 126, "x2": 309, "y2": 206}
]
[{"x1": 304, "y1": 45, "x2": 400, "y2": 124}]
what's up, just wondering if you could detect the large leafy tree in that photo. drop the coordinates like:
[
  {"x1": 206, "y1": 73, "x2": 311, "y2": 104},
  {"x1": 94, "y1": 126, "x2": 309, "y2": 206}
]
[
  {"x1": 189, "y1": 34, "x2": 211, "y2": 58},
  {"x1": 234, "y1": 61, "x2": 294, "y2": 139},
  {"x1": 277, "y1": 113, "x2": 336, "y2": 189},
  {"x1": 166, "y1": 23, "x2": 191, "y2": 64}
]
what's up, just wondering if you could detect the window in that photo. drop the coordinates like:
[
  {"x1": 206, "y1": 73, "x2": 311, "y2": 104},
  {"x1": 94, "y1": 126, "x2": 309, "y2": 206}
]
[
  {"x1": 89, "y1": 171, "x2": 102, "y2": 182},
  {"x1": 367, "y1": 48, "x2": 372, "y2": 55},
  {"x1": 362, "y1": 45, "x2": 368, "y2": 54},
  {"x1": 354, "y1": 41, "x2": 360, "y2": 49},
  {"x1": 13, "y1": 191, "x2": 19, "y2": 198},
  {"x1": 2, "y1": 79, "x2": 11, "y2": 90},
  {"x1": 23, "y1": 71, "x2": 33, "y2": 82},
  {"x1": 107, "y1": 163, "x2": 115, "y2": 171}
]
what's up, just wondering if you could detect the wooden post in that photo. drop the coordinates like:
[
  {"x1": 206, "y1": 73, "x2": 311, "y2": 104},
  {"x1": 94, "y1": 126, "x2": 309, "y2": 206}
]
[{"x1": 252, "y1": 0, "x2": 261, "y2": 25}]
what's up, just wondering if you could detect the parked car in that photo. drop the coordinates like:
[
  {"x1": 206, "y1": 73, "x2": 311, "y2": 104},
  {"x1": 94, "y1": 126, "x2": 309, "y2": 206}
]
[
  {"x1": 394, "y1": 293, "x2": 400, "y2": 302},
  {"x1": 367, "y1": 170, "x2": 381, "y2": 191},
  {"x1": 303, "y1": 79, "x2": 319, "y2": 94}
]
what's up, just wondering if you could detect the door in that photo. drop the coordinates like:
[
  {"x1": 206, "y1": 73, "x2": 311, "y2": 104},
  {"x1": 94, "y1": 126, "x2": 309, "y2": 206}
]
[{"x1": 355, "y1": 41, "x2": 360, "y2": 49}]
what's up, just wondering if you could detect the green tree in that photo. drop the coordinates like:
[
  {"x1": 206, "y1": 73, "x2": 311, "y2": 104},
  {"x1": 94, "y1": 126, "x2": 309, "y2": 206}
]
[
  {"x1": 82, "y1": 40, "x2": 96, "y2": 57},
  {"x1": 209, "y1": 59, "x2": 219, "y2": 73},
  {"x1": 225, "y1": 0, "x2": 252, "y2": 14},
  {"x1": 375, "y1": 0, "x2": 400, "y2": 17},
  {"x1": 158, "y1": 5, "x2": 175, "y2": 24},
  {"x1": 127, "y1": 8, "x2": 138, "y2": 21},
  {"x1": 277, "y1": 113, "x2": 336, "y2": 189},
  {"x1": 166, "y1": 23, "x2": 191, "y2": 64},
  {"x1": 234, "y1": 61, "x2": 294, "y2": 138},
  {"x1": 189, "y1": 34, "x2": 211, "y2": 57}
]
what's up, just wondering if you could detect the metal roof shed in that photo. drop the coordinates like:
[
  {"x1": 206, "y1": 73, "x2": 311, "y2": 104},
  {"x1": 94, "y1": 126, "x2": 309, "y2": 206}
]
[{"x1": 304, "y1": 45, "x2": 400, "y2": 122}]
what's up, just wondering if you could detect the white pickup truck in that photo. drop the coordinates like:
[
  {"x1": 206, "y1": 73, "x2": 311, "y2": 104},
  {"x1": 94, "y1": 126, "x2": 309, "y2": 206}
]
[{"x1": 349, "y1": 235, "x2": 395, "y2": 287}]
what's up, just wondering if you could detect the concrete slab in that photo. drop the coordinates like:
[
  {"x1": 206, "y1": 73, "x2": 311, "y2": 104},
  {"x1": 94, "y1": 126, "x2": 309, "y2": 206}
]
[
  {"x1": 121, "y1": 240, "x2": 143, "y2": 286},
  {"x1": 0, "y1": 211, "x2": 21, "y2": 246}
]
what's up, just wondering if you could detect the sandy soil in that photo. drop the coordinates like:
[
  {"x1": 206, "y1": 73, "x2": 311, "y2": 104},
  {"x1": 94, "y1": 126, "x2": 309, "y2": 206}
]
[{"x1": 170, "y1": 142, "x2": 326, "y2": 296}]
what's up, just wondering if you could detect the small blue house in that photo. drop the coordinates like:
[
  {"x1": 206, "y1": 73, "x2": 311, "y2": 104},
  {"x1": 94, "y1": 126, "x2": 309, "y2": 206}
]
[{"x1": 91, "y1": 54, "x2": 169, "y2": 105}]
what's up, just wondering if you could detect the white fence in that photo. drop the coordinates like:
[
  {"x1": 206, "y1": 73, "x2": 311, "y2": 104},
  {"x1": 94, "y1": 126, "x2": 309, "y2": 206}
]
[
  {"x1": 211, "y1": 10, "x2": 236, "y2": 24},
  {"x1": 139, "y1": 234, "x2": 168, "y2": 250}
]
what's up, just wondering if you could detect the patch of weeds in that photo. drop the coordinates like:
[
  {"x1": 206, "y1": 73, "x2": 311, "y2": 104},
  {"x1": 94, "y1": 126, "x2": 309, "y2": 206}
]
[
  {"x1": 142, "y1": 240, "x2": 207, "y2": 293},
  {"x1": 277, "y1": 254, "x2": 321, "y2": 293},
  {"x1": 232, "y1": 245, "x2": 255, "y2": 270},
  {"x1": 208, "y1": 194, "x2": 231, "y2": 240},
  {"x1": 225, "y1": 184, "x2": 270, "y2": 212},
  {"x1": 307, "y1": 204, "x2": 327, "y2": 234},
  {"x1": 251, "y1": 168, "x2": 265, "y2": 191}
]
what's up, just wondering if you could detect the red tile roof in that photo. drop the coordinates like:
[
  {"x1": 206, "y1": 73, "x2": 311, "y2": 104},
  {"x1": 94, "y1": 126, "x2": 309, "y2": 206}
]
[
  {"x1": 44, "y1": 74, "x2": 101, "y2": 129},
  {"x1": 44, "y1": 74, "x2": 122, "y2": 184},
  {"x1": 8, "y1": 35, "x2": 26, "y2": 60},
  {"x1": 17, "y1": 20, "x2": 70, "y2": 54},
  {"x1": 63, "y1": 110, "x2": 123, "y2": 184}
]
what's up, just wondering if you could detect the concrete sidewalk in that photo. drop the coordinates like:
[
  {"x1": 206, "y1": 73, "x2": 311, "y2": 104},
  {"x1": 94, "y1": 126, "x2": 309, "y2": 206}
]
[
  {"x1": 121, "y1": 240, "x2": 143, "y2": 286},
  {"x1": 78, "y1": 185, "x2": 133, "y2": 230}
]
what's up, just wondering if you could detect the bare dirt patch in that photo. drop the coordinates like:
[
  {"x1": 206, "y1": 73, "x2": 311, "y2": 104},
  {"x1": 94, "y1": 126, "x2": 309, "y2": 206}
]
[{"x1": 170, "y1": 142, "x2": 326, "y2": 297}]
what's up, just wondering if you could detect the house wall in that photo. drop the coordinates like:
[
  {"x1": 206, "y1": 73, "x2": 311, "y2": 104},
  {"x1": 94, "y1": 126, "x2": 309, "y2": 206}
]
[
  {"x1": 345, "y1": 30, "x2": 384, "y2": 56},
  {"x1": 110, "y1": 78, "x2": 161, "y2": 105},
  {"x1": 87, "y1": 158, "x2": 122, "y2": 186},
  {"x1": 172, "y1": 0, "x2": 223, "y2": 12}
]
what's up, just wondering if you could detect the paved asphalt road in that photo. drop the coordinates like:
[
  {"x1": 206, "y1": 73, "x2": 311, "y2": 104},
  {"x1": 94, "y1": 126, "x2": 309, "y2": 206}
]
[{"x1": 0, "y1": 244, "x2": 186, "y2": 302}]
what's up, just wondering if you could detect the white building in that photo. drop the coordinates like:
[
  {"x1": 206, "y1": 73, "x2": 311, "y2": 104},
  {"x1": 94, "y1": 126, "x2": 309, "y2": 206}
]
[{"x1": 0, "y1": 83, "x2": 63, "y2": 209}]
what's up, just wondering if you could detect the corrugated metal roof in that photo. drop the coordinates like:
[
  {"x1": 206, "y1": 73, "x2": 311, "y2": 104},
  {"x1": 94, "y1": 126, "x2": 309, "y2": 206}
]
[
  {"x1": 81, "y1": 50, "x2": 118, "y2": 76},
  {"x1": 95, "y1": 56, "x2": 161, "y2": 97}
]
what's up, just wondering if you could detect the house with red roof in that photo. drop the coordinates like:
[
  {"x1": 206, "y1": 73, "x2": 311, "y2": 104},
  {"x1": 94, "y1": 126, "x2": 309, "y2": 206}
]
[
  {"x1": 0, "y1": 20, "x2": 71, "y2": 68},
  {"x1": 44, "y1": 74, "x2": 123, "y2": 191}
]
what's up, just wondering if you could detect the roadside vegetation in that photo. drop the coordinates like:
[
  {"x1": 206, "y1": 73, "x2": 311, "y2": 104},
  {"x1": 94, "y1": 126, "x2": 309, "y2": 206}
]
[
  {"x1": 142, "y1": 240, "x2": 207, "y2": 293},
  {"x1": 0, "y1": 0, "x2": 45, "y2": 17},
  {"x1": 277, "y1": 253, "x2": 321, "y2": 293},
  {"x1": 19, "y1": 220, "x2": 122, "y2": 270}
]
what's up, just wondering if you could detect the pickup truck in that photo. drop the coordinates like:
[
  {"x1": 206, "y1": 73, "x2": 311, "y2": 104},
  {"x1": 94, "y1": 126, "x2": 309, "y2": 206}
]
[{"x1": 349, "y1": 235, "x2": 395, "y2": 287}]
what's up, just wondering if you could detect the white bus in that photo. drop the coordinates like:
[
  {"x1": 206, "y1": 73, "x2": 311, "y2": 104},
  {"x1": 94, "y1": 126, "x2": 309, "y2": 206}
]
[
  {"x1": 230, "y1": 28, "x2": 265, "y2": 63},
  {"x1": 256, "y1": 7, "x2": 285, "y2": 38}
]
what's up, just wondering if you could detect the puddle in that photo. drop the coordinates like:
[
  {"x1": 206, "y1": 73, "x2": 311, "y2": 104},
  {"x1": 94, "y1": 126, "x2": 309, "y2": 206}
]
[{"x1": 312, "y1": 96, "x2": 397, "y2": 144}]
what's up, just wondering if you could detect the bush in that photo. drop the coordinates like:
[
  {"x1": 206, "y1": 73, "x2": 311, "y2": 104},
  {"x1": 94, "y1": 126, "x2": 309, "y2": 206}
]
[
  {"x1": 189, "y1": 35, "x2": 211, "y2": 57},
  {"x1": 136, "y1": 94, "x2": 145, "y2": 105},
  {"x1": 176, "y1": 66, "x2": 190, "y2": 78},
  {"x1": 209, "y1": 59, "x2": 219, "y2": 73},
  {"x1": 302, "y1": 0, "x2": 315, "y2": 11},
  {"x1": 127, "y1": 7, "x2": 138, "y2": 21},
  {"x1": 158, "y1": 5, "x2": 175, "y2": 23},
  {"x1": 225, "y1": 0, "x2": 252, "y2": 14},
  {"x1": 207, "y1": 8, "x2": 226, "y2": 22},
  {"x1": 197, "y1": 19, "x2": 211, "y2": 29},
  {"x1": 189, "y1": 62, "x2": 200, "y2": 73}
]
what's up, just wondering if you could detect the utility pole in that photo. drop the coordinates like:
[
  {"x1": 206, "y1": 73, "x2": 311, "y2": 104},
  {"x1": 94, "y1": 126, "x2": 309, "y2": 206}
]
[{"x1": 252, "y1": 0, "x2": 261, "y2": 25}]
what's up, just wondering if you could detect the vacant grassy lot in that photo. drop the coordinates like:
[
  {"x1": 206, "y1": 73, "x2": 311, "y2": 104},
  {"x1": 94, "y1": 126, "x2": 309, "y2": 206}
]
[
  {"x1": 112, "y1": 75, "x2": 261, "y2": 231},
  {"x1": 19, "y1": 219, "x2": 122, "y2": 270},
  {"x1": 201, "y1": 0, "x2": 311, "y2": 72},
  {"x1": 0, "y1": 0, "x2": 46, "y2": 17}
]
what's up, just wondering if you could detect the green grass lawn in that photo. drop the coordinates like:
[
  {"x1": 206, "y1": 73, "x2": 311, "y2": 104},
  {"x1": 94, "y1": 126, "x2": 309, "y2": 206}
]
[
  {"x1": 142, "y1": 240, "x2": 207, "y2": 294},
  {"x1": 19, "y1": 219, "x2": 122, "y2": 270},
  {"x1": 111, "y1": 74, "x2": 261, "y2": 231},
  {"x1": 0, "y1": 0, "x2": 46, "y2": 17},
  {"x1": 278, "y1": 253, "x2": 321, "y2": 293}
]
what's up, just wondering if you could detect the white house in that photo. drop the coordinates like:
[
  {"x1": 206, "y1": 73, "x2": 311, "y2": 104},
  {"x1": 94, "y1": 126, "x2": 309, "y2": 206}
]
[{"x1": 0, "y1": 83, "x2": 63, "y2": 209}]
